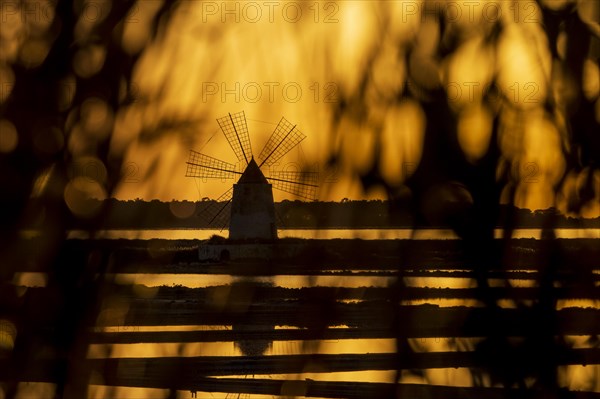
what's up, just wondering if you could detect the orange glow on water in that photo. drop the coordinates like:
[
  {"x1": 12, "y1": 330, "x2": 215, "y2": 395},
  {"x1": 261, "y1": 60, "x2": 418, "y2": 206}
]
[
  {"x1": 3, "y1": 1, "x2": 600, "y2": 397},
  {"x1": 98, "y1": 0, "x2": 598, "y2": 218}
]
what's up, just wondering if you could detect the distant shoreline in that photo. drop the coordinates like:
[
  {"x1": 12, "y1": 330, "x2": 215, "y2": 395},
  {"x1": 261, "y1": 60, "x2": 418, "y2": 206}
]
[
  {"x1": 17, "y1": 237, "x2": 599, "y2": 274},
  {"x1": 22, "y1": 199, "x2": 600, "y2": 229},
  {"x1": 17, "y1": 227, "x2": 599, "y2": 241}
]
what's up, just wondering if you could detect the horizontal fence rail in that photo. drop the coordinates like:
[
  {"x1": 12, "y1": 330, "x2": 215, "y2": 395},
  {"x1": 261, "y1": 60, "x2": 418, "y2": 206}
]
[{"x1": 2, "y1": 238, "x2": 600, "y2": 397}]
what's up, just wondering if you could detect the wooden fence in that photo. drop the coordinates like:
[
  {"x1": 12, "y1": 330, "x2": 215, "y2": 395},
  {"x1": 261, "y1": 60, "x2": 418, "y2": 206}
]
[{"x1": 1, "y1": 238, "x2": 600, "y2": 398}]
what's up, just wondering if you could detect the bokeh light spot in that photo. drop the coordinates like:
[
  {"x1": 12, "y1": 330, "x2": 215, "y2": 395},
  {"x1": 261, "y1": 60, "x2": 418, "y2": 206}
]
[
  {"x1": 19, "y1": 39, "x2": 51, "y2": 68},
  {"x1": 63, "y1": 177, "x2": 107, "y2": 218},
  {"x1": 0, "y1": 119, "x2": 18, "y2": 153},
  {"x1": 169, "y1": 201, "x2": 196, "y2": 219},
  {"x1": 0, "y1": 320, "x2": 17, "y2": 351},
  {"x1": 0, "y1": 65, "x2": 15, "y2": 103},
  {"x1": 73, "y1": 45, "x2": 107, "y2": 78},
  {"x1": 380, "y1": 100, "x2": 425, "y2": 185},
  {"x1": 583, "y1": 59, "x2": 599, "y2": 101},
  {"x1": 80, "y1": 97, "x2": 114, "y2": 140},
  {"x1": 69, "y1": 156, "x2": 108, "y2": 185},
  {"x1": 457, "y1": 104, "x2": 493, "y2": 163}
]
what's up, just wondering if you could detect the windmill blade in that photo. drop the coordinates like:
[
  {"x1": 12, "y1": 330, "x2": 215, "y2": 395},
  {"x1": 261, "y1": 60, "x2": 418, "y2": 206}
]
[
  {"x1": 186, "y1": 150, "x2": 241, "y2": 179},
  {"x1": 217, "y1": 111, "x2": 252, "y2": 164},
  {"x1": 257, "y1": 117, "x2": 306, "y2": 168},
  {"x1": 267, "y1": 171, "x2": 318, "y2": 201},
  {"x1": 197, "y1": 188, "x2": 233, "y2": 229}
]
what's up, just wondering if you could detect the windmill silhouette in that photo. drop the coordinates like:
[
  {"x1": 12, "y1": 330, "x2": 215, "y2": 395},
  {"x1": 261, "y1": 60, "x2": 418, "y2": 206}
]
[{"x1": 186, "y1": 111, "x2": 318, "y2": 240}]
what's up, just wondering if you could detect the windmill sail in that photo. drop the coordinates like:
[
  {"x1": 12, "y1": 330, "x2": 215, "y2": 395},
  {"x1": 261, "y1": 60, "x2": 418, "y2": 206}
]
[
  {"x1": 267, "y1": 171, "x2": 318, "y2": 201},
  {"x1": 257, "y1": 117, "x2": 305, "y2": 167},
  {"x1": 217, "y1": 111, "x2": 252, "y2": 164},
  {"x1": 187, "y1": 112, "x2": 319, "y2": 234},
  {"x1": 196, "y1": 188, "x2": 233, "y2": 229},
  {"x1": 186, "y1": 150, "x2": 241, "y2": 180}
]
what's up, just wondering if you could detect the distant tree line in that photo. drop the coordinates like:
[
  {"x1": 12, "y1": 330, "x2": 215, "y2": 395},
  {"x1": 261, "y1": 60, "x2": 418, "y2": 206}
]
[{"x1": 23, "y1": 198, "x2": 600, "y2": 229}]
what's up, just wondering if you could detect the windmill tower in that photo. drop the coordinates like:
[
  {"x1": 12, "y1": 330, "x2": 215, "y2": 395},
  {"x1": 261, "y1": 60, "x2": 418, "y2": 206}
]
[
  {"x1": 229, "y1": 158, "x2": 277, "y2": 240},
  {"x1": 186, "y1": 111, "x2": 317, "y2": 241}
]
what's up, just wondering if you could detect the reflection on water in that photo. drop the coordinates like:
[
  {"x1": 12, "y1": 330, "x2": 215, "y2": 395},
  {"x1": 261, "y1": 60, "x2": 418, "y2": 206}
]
[
  {"x1": 87, "y1": 384, "x2": 370, "y2": 399},
  {"x1": 231, "y1": 370, "x2": 398, "y2": 384},
  {"x1": 111, "y1": 273, "x2": 394, "y2": 289},
  {"x1": 87, "y1": 338, "x2": 396, "y2": 358},
  {"x1": 11, "y1": 233, "x2": 599, "y2": 396},
  {"x1": 59, "y1": 228, "x2": 600, "y2": 240},
  {"x1": 15, "y1": 273, "x2": 600, "y2": 310},
  {"x1": 88, "y1": 386, "x2": 170, "y2": 399}
]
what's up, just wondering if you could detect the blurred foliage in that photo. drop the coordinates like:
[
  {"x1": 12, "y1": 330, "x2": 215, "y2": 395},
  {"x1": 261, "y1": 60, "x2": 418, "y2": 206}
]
[
  {"x1": 0, "y1": 0, "x2": 599, "y2": 397},
  {"x1": 0, "y1": 1, "x2": 172, "y2": 398},
  {"x1": 328, "y1": 0, "x2": 599, "y2": 228},
  {"x1": 325, "y1": 0, "x2": 600, "y2": 392}
]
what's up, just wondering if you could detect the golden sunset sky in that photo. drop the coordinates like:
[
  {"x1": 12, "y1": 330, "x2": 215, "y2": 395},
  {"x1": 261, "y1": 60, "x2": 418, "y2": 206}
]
[
  {"x1": 3, "y1": 0, "x2": 595, "y2": 213},
  {"x1": 104, "y1": 0, "x2": 599, "y2": 216}
]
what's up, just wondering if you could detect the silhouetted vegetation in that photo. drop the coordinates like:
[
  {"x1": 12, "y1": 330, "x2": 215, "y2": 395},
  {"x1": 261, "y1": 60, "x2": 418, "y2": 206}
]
[
  {"x1": 20, "y1": 198, "x2": 600, "y2": 229},
  {"x1": 1, "y1": 0, "x2": 599, "y2": 398}
]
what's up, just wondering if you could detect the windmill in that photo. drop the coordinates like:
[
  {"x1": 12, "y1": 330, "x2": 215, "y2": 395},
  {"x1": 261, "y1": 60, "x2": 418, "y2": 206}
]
[{"x1": 186, "y1": 111, "x2": 318, "y2": 240}]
